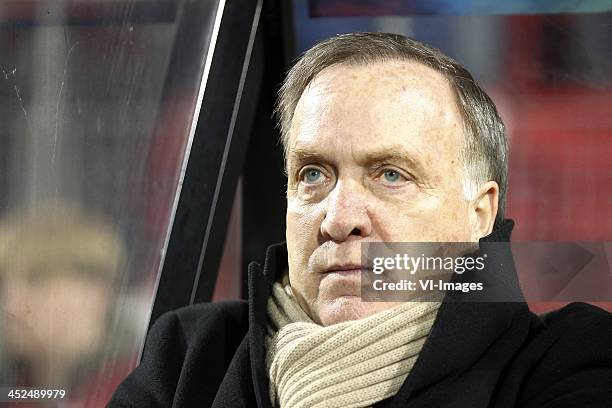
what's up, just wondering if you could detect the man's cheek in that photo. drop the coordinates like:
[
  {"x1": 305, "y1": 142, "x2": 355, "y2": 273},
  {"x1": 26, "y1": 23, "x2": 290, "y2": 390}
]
[{"x1": 288, "y1": 202, "x2": 325, "y2": 238}]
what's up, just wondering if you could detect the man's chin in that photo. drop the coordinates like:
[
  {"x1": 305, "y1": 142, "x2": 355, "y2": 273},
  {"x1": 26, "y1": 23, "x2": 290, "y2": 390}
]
[{"x1": 316, "y1": 296, "x2": 397, "y2": 326}]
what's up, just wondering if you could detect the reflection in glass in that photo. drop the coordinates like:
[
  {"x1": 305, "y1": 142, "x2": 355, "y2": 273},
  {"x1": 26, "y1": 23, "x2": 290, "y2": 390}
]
[
  {"x1": 0, "y1": 202, "x2": 130, "y2": 400},
  {"x1": 0, "y1": 0, "x2": 221, "y2": 405}
]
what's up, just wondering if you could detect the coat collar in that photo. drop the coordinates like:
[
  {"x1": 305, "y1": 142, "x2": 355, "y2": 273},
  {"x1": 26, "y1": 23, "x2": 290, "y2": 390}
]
[{"x1": 247, "y1": 220, "x2": 533, "y2": 407}]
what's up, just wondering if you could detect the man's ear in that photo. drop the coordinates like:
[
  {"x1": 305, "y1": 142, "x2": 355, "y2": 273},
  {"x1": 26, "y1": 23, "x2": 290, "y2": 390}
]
[{"x1": 470, "y1": 181, "x2": 499, "y2": 241}]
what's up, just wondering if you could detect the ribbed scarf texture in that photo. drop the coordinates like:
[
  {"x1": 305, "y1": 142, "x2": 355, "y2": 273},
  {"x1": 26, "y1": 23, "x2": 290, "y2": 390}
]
[{"x1": 265, "y1": 276, "x2": 441, "y2": 408}]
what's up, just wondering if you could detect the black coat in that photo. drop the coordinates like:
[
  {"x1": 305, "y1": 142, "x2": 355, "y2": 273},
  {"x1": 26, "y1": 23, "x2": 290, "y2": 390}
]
[{"x1": 110, "y1": 221, "x2": 612, "y2": 407}]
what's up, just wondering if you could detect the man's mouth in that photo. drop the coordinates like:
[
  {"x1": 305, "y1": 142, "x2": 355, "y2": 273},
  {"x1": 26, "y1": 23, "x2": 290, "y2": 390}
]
[{"x1": 322, "y1": 264, "x2": 373, "y2": 277}]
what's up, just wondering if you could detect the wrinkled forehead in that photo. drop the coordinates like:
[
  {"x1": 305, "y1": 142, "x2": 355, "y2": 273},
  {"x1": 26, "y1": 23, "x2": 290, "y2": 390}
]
[{"x1": 286, "y1": 60, "x2": 464, "y2": 162}]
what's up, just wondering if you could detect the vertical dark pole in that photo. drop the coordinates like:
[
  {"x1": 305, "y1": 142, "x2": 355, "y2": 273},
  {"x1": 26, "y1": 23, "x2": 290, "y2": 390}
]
[
  {"x1": 241, "y1": 0, "x2": 295, "y2": 296},
  {"x1": 148, "y1": 0, "x2": 263, "y2": 334}
]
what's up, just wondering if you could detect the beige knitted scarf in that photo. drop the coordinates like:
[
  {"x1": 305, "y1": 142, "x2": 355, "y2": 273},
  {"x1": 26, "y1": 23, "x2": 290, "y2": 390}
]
[{"x1": 265, "y1": 276, "x2": 441, "y2": 408}]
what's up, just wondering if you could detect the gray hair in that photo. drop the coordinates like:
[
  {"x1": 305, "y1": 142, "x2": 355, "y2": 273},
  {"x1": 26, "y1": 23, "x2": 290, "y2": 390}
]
[{"x1": 275, "y1": 32, "x2": 508, "y2": 228}]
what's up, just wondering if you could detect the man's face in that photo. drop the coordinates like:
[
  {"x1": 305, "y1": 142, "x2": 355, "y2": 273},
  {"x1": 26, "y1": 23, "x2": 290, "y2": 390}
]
[{"x1": 285, "y1": 61, "x2": 476, "y2": 326}]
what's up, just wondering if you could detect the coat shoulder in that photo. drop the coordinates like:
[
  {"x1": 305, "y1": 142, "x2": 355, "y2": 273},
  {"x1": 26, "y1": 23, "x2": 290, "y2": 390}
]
[
  {"x1": 539, "y1": 301, "x2": 611, "y2": 326},
  {"x1": 172, "y1": 300, "x2": 250, "y2": 341},
  {"x1": 109, "y1": 300, "x2": 249, "y2": 408},
  {"x1": 515, "y1": 302, "x2": 612, "y2": 407}
]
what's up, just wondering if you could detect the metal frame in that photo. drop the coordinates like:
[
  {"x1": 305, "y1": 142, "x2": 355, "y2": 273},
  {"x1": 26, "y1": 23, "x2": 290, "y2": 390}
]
[
  {"x1": 148, "y1": 0, "x2": 264, "y2": 331},
  {"x1": 240, "y1": 0, "x2": 295, "y2": 297}
]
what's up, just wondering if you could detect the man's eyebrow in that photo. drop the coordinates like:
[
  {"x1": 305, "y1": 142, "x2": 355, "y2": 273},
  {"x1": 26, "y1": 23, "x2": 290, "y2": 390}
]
[
  {"x1": 287, "y1": 146, "x2": 427, "y2": 174},
  {"x1": 286, "y1": 149, "x2": 328, "y2": 167},
  {"x1": 360, "y1": 146, "x2": 425, "y2": 174}
]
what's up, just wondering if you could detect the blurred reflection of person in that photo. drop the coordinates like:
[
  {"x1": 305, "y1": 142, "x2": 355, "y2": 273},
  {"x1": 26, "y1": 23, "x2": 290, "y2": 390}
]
[{"x1": 0, "y1": 202, "x2": 134, "y2": 406}]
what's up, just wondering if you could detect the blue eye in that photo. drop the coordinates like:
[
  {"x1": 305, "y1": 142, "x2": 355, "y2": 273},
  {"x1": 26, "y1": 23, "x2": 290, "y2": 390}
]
[
  {"x1": 383, "y1": 169, "x2": 402, "y2": 182},
  {"x1": 304, "y1": 168, "x2": 322, "y2": 183}
]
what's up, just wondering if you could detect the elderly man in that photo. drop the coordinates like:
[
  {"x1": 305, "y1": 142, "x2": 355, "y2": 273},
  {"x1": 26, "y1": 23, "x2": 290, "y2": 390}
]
[{"x1": 111, "y1": 33, "x2": 612, "y2": 407}]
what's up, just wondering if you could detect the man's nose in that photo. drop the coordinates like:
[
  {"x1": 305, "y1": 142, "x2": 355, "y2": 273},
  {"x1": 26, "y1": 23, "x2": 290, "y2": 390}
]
[{"x1": 320, "y1": 180, "x2": 372, "y2": 242}]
